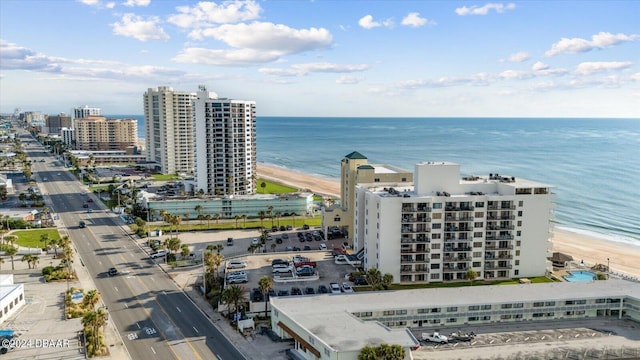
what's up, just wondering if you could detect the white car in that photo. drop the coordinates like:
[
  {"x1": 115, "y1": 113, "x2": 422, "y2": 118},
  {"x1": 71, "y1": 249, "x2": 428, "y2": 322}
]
[
  {"x1": 330, "y1": 283, "x2": 341, "y2": 294},
  {"x1": 227, "y1": 260, "x2": 247, "y2": 269},
  {"x1": 341, "y1": 282, "x2": 354, "y2": 293},
  {"x1": 251, "y1": 238, "x2": 260, "y2": 245},
  {"x1": 319, "y1": 243, "x2": 327, "y2": 250}
]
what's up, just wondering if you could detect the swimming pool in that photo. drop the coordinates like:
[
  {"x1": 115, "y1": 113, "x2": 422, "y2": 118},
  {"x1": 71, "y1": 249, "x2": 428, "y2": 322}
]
[{"x1": 564, "y1": 270, "x2": 597, "y2": 282}]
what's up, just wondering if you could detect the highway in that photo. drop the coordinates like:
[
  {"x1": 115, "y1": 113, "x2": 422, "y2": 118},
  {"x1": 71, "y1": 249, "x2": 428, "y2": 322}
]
[{"x1": 21, "y1": 133, "x2": 245, "y2": 360}]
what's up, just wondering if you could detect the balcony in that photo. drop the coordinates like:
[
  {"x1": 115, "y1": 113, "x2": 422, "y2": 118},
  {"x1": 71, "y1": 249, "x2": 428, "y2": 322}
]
[
  {"x1": 486, "y1": 244, "x2": 514, "y2": 250},
  {"x1": 443, "y1": 267, "x2": 469, "y2": 273},
  {"x1": 400, "y1": 258, "x2": 429, "y2": 264},
  {"x1": 486, "y1": 234, "x2": 514, "y2": 241}
]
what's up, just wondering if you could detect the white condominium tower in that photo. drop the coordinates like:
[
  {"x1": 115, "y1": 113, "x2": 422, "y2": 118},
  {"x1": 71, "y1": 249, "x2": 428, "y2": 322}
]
[
  {"x1": 193, "y1": 85, "x2": 256, "y2": 195},
  {"x1": 73, "y1": 105, "x2": 101, "y2": 120},
  {"x1": 354, "y1": 161, "x2": 555, "y2": 284},
  {"x1": 143, "y1": 86, "x2": 197, "y2": 174}
]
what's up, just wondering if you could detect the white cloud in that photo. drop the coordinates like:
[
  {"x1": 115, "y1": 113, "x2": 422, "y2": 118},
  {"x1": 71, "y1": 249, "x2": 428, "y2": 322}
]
[
  {"x1": 190, "y1": 22, "x2": 331, "y2": 53},
  {"x1": 78, "y1": 0, "x2": 114, "y2": 8},
  {"x1": 123, "y1": 0, "x2": 150, "y2": 7},
  {"x1": 106, "y1": 2, "x2": 115, "y2": 8},
  {"x1": 532, "y1": 61, "x2": 549, "y2": 71},
  {"x1": 168, "y1": 0, "x2": 261, "y2": 28},
  {"x1": 631, "y1": 73, "x2": 640, "y2": 81},
  {"x1": 336, "y1": 75, "x2": 363, "y2": 84},
  {"x1": 111, "y1": 14, "x2": 169, "y2": 41},
  {"x1": 78, "y1": 0, "x2": 100, "y2": 5},
  {"x1": 0, "y1": 40, "x2": 61, "y2": 72},
  {"x1": 401, "y1": 12, "x2": 428, "y2": 27},
  {"x1": 173, "y1": 48, "x2": 282, "y2": 66},
  {"x1": 259, "y1": 62, "x2": 369, "y2": 77},
  {"x1": 545, "y1": 32, "x2": 640, "y2": 56},
  {"x1": 575, "y1": 61, "x2": 633, "y2": 75},
  {"x1": 502, "y1": 51, "x2": 530, "y2": 63},
  {"x1": 455, "y1": 3, "x2": 515, "y2": 16},
  {"x1": 499, "y1": 70, "x2": 532, "y2": 80},
  {"x1": 358, "y1": 15, "x2": 394, "y2": 29}
]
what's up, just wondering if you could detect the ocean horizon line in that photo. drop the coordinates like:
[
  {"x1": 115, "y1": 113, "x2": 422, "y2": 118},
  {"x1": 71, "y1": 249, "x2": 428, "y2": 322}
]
[{"x1": 108, "y1": 114, "x2": 640, "y2": 121}]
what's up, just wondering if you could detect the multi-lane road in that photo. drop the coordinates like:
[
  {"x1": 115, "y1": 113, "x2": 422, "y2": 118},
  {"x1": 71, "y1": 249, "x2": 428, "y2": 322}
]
[{"x1": 21, "y1": 133, "x2": 245, "y2": 360}]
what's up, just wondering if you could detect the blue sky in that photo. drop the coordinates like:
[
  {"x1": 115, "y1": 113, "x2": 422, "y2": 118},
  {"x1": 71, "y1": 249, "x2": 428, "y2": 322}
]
[{"x1": 1, "y1": 0, "x2": 639, "y2": 117}]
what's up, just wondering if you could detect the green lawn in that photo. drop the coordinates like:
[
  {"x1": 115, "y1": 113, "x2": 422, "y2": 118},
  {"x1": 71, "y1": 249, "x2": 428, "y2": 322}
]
[
  {"x1": 151, "y1": 214, "x2": 322, "y2": 233},
  {"x1": 152, "y1": 174, "x2": 180, "y2": 181},
  {"x1": 256, "y1": 179, "x2": 297, "y2": 194},
  {"x1": 12, "y1": 229, "x2": 61, "y2": 248}
]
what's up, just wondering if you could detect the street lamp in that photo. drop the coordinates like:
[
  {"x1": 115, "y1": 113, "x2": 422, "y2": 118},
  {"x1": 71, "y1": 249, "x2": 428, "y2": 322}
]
[
  {"x1": 200, "y1": 249, "x2": 206, "y2": 298},
  {"x1": 607, "y1": 258, "x2": 610, "y2": 279}
]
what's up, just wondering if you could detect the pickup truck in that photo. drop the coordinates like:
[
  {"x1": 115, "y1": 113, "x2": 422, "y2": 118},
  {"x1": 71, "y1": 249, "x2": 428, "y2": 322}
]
[
  {"x1": 421, "y1": 332, "x2": 448, "y2": 344},
  {"x1": 449, "y1": 331, "x2": 475, "y2": 342}
]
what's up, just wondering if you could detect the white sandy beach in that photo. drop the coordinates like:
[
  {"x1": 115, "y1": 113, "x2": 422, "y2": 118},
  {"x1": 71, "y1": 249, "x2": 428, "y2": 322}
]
[{"x1": 257, "y1": 163, "x2": 640, "y2": 278}]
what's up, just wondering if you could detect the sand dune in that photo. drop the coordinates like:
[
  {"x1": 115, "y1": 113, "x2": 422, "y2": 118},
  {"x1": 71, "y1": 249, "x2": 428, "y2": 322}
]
[{"x1": 257, "y1": 162, "x2": 640, "y2": 278}]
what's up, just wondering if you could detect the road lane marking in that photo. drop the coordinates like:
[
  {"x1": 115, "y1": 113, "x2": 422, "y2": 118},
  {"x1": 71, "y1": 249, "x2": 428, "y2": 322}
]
[
  {"x1": 114, "y1": 287, "x2": 118, "y2": 292},
  {"x1": 136, "y1": 322, "x2": 140, "y2": 329},
  {"x1": 176, "y1": 306, "x2": 181, "y2": 313},
  {"x1": 150, "y1": 347, "x2": 156, "y2": 354},
  {"x1": 125, "y1": 304, "x2": 128, "y2": 308},
  {"x1": 193, "y1": 327, "x2": 199, "y2": 334},
  {"x1": 216, "y1": 355, "x2": 222, "y2": 360}
]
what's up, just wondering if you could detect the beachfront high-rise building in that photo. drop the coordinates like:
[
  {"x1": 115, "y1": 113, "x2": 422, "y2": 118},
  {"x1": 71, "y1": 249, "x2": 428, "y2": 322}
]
[
  {"x1": 193, "y1": 85, "x2": 257, "y2": 195},
  {"x1": 74, "y1": 116, "x2": 138, "y2": 151},
  {"x1": 143, "y1": 87, "x2": 197, "y2": 175},
  {"x1": 323, "y1": 152, "x2": 412, "y2": 240},
  {"x1": 73, "y1": 106, "x2": 101, "y2": 120},
  {"x1": 353, "y1": 160, "x2": 555, "y2": 284},
  {"x1": 46, "y1": 113, "x2": 72, "y2": 134}
]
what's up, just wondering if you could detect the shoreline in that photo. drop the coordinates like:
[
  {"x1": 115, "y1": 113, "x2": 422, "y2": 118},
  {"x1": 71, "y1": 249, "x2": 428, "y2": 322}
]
[{"x1": 257, "y1": 162, "x2": 640, "y2": 278}]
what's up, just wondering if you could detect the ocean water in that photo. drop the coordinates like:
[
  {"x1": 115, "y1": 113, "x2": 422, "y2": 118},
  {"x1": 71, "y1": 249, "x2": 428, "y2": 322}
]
[{"x1": 113, "y1": 115, "x2": 640, "y2": 246}]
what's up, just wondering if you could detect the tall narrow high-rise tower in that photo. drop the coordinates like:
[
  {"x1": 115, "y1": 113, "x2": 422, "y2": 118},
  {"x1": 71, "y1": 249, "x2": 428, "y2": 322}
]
[
  {"x1": 143, "y1": 87, "x2": 197, "y2": 174},
  {"x1": 193, "y1": 85, "x2": 257, "y2": 195}
]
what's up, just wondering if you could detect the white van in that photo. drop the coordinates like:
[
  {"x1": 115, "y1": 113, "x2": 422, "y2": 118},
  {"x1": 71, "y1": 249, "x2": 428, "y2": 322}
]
[
  {"x1": 150, "y1": 249, "x2": 167, "y2": 259},
  {"x1": 227, "y1": 260, "x2": 247, "y2": 269}
]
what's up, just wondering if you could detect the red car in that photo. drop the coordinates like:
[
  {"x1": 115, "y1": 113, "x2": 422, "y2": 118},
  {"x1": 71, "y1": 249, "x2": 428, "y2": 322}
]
[
  {"x1": 294, "y1": 261, "x2": 317, "y2": 268},
  {"x1": 87, "y1": 198, "x2": 94, "y2": 203}
]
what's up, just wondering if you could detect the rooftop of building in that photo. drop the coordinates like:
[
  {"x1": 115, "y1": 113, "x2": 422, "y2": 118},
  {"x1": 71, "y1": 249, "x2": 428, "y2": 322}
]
[
  {"x1": 272, "y1": 280, "x2": 638, "y2": 352},
  {"x1": 141, "y1": 191, "x2": 314, "y2": 202}
]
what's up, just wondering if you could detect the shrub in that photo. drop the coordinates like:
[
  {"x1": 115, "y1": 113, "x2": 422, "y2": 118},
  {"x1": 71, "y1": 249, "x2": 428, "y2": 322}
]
[{"x1": 42, "y1": 266, "x2": 55, "y2": 276}]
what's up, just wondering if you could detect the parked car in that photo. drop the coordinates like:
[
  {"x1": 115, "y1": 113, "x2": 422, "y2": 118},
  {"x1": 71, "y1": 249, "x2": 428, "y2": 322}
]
[
  {"x1": 251, "y1": 289, "x2": 264, "y2": 302},
  {"x1": 319, "y1": 243, "x2": 327, "y2": 250},
  {"x1": 317, "y1": 285, "x2": 329, "y2": 294},
  {"x1": 277, "y1": 289, "x2": 289, "y2": 296},
  {"x1": 296, "y1": 266, "x2": 315, "y2": 277},
  {"x1": 226, "y1": 271, "x2": 247, "y2": 279},
  {"x1": 341, "y1": 282, "x2": 354, "y2": 293},
  {"x1": 271, "y1": 226, "x2": 278, "y2": 232},
  {"x1": 330, "y1": 283, "x2": 341, "y2": 294},
  {"x1": 150, "y1": 249, "x2": 167, "y2": 259},
  {"x1": 294, "y1": 260, "x2": 317, "y2": 268},
  {"x1": 271, "y1": 259, "x2": 289, "y2": 266},
  {"x1": 302, "y1": 224, "x2": 310, "y2": 230},
  {"x1": 290, "y1": 287, "x2": 303, "y2": 295},
  {"x1": 227, "y1": 261, "x2": 247, "y2": 269},
  {"x1": 276, "y1": 238, "x2": 283, "y2": 244},
  {"x1": 279, "y1": 226, "x2": 286, "y2": 231},
  {"x1": 286, "y1": 225, "x2": 293, "y2": 230},
  {"x1": 272, "y1": 266, "x2": 293, "y2": 274},
  {"x1": 304, "y1": 287, "x2": 316, "y2": 295},
  {"x1": 303, "y1": 245, "x2": 311, "y2": 251},
  {"x1": 82, "y1": 203, "x2": 89, "y2": 208},
  {"x1": 281, "y1": 233, "x2": 289, "y2": 239},
  {"x1": 354, "y1": 276, "x2": 368, "y2": 285},
  {"x1": 227, "y1": 276, "x2": 248, "y2": 284},
  {"x1": 87, "y1": 198, "x2": 93, "y2": 203}
]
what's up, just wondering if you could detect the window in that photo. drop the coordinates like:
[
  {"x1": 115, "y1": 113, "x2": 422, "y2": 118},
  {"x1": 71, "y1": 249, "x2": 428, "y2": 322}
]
[
  {"x1": 501, "y1": 304, "x2": 513, "y2": 309},
  {"x1": 516, "y1": 241, "x2": 521, "y2": 246},
  {"x1": 374, "y1": 178, "x2": 380, "y2": 182},
  {"x1": 431, "y1": 253, "x2": 440, "y2": 259},
  {"x1": 545, "y1": 301, "x2": 555, "y2": 306},
  {"x1": 514, "y1": 303, "x2": 524, "y2": 308},
  {"x1": 473, "y1": 262, "x2": 481, "y2": 267},
  {"x1": 474, "y1": 222, "x2": 484, "y2": 228},
  {"x1": 481, "y1": 305, "x2": 491, "y2": 310},
  {"x1": 432, "y1": 213, "x2": 442, "y2": 219},
  {"x1": 514, "y1": 270, "x2": 519, "y2": 275},
  {"x1": 432, "y1": 223, "x2": 441, "y2": 229},
  {"x1": 516, "y1": 231, "x2": 521, "y2": 236},
  {"x1": 468, "y1": 305, "x2": 480, "y2": 311},
  {"x1": 433, "y1": 203, "x2": 442, "y2": 209},
  {"x1": 447, "y1": 307, "x2": 458, "y2": 312},
  {"x1": 430, "y1": 263, "x2": 440, "y2": 269},
  {"x1": 518, "y1": 211, "x2": 523, "y2": 217},
  {"x1": 473, "y1": 242, "x2": 482, "y2": 248},
  {"x1": 517, "y1": 221, "x2": 522, "y2": 226},
  {"x1": 482, "y1": 316, "x2": 491, "y2": 321},
  {"x1": 431, "y1": 308, "x2": 441, "y2": 313},
  {"x1": 533, "y1": 302, "x2": 544, "y2": 307},
  {"x1": 417, "y1": 308, "x2": 429, "y2": 314},
  {"x1": 473, "y1": 252, "x2": 482, "y2": 257},
  {"x1": 383, "y1": 310, "x2": 395, "y2": 316},
  {"x1": 475, "y1": 212, "x2": 484, "y2": 218},
  {"x1": 334, "y1": 216, "x2": 341, "y2": 222},
  {"x1": 431, "y1": 243, "x2": 441, "y2": 249},
  {"x1": 468, "y1": 316, "x2": 479, "y2": 321},
  {"x1": 501, "y1": 314, "x2": 512, "y2": 320},
  {"x1": 447, "y1": 318, "x2": 457, "y2": 323},
  {"x1": 402, "y1": 177, "x2": 407, "y2": 182},
  {"x1": 432, "y1": 233, "x2": 441, "y2": 239},
  {"x1": 518, "y1": 201, "x2": 523, "y2": 207},
  {"x1": 475, "y1": 202, "x2": 484, "y2": 208},
  {"x1": 515, "y1": 260, "x2": 520, "y2": 265},
  {"x1": 474, "y1": 232, "x2": 483, "y2": 238}
]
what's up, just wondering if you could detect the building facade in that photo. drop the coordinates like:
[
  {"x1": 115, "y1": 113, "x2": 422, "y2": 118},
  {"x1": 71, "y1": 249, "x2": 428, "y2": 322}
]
[
  {"x1": 0, "y1": 274, "x2": 25, "y2": 325},
  {"x1": 74, "y1": 116, "x2": 138, "y2": 151},
  {"x1": 140, "y1": 192, "x2": 314, "y2": 221},
  {"x1": 355, "y1": 161, "x2": 555, "y2": 284},
  {"x1": 46, "y1": 113, "x2": 72, "y2": 135},
  {"x1": 193, "y1": 86, "x2": 257, "y2": 195},
  {"x1": 61, "y1": 127, "x2": 74, "y2": 146},
  {"x1": 143, "y1": 86, "x2": 196, "y2": 175},
  {"x1": 322, "y1": 152, "x2": 412, "y2": 240},
  {"x1": 72, "y1": 105, "x2": 101, "y2": 120}
]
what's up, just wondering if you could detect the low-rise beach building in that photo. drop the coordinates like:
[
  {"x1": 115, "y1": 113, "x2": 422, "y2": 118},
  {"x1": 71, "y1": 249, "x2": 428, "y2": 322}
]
[
  {"x1": 0, "y1": 275, "x2": 25, "y2": 325},
  {"x1": 270, "y1": 279, "x2": 640, "y2": 360}
]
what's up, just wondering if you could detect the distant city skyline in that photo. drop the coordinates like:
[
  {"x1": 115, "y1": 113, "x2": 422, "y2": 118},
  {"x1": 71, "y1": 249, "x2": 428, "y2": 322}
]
[{"x1": 1, "y1": 1, "x2": 639, "y2": 118}]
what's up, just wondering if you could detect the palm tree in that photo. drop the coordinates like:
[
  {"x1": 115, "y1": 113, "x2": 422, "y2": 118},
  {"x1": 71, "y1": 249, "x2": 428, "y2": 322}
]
[
  {"x1": 234, "y1": 215, "x2": 241, "y2": 229},
  {"x1": 40, "y1": 233, "x2": 50, "y2": 251},
  {"x1": 214, "y1": 213, "x2": 220, "y2": 224},
  {"x1": 241, "y1": 214, "x2": 247, "y2": 229},
  {"x1": 164, "y1": 237, "x2": 181, "y2": 254},
  {"x1": 212, "y1": 244, "x2": 224, "y2": 254},
  {"x1": 180, "y1": 244, "x2": 190, "y2": 258},
  {"x1": 30, "y1": 255, "x2": 39, "y2": 269},
  {"x1": 358, "y1": 346, "x2": 378, "y2": 360},
  {"x1": 267, "y1": 206, "x2": 274, "y2": 226},
  {"x1": 275, "y1": 211, "x2": 281, "y2": 227},
  {"x1": 84, "y1": 289, "x2": 101, "y2": 309},
  {"x1": 82, "y1": 308, "x2": 108, "y2": 355},
  {"x1": 258, "y1": 276, "x2": 273, "y2": 318},
  {"x1": 49, "y1": 237, "x2": 60, "y2": 258},
  {"x1": 5, "y1": 246, "x2": 17, "y2": 270},
  {"x1": 258, "y1": 211, "x2": 266, "y2": 228},
  {"x1": 366, "y1": 268, "x2": 383, "y2": 290},
  {"x1": 21, "y1": 254, "x2": 34, "y2": 269},
  {"x1": 260, "y1": 181, "x2": 266, "y2": 194},
  {"x1": 204, "y1": 214, "x2": 212, "y2": 228},
  {"x1": 195, "y1": 205, "x2": 203, "y2": 225},
  {"x1": 270, "y1": 243, "x2": 276, "y2": 253},
  {"x1": 221, "y1": 284, "x2": 247, "y2": 316},
  {"x1": 170, "y1": 214, "x2": 181, "y2": 236},
  {"x1": 382, "y1": 273, "x2": 394, "y2": 289}
]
